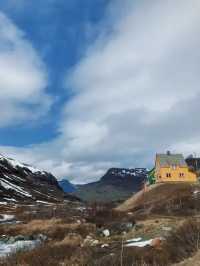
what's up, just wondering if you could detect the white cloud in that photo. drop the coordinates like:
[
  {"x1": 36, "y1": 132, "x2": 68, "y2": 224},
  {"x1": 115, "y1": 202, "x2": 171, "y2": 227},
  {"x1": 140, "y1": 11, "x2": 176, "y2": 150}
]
[
  {"x1": 59, "y1": 0, "x2": 200, "y2": 180},
  {"x1": 0, "y1": 12, "x2": 51, "y2": 126},
  {"x1": 1, "y1": 0, "x2": 200, "y2": 183}
]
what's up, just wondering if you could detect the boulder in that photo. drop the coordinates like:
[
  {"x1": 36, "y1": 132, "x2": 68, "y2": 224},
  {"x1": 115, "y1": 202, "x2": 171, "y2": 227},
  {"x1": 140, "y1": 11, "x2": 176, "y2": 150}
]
[
  {"x1": 102, "y1": 229, "x2": 110, "y2": 237},
  {"x1": 150, "y1": 237, "x2": 162, "y2": 248},
  {"x1": 83, "y1": 235, "x2": 99, "y2": 246},
  {"x1": 37, "y1": 234, "x2": 48, "y2": 241}
]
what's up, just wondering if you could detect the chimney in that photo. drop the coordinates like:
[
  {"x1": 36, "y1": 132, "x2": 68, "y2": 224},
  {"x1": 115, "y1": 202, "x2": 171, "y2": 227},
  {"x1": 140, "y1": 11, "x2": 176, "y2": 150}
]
[{"x1": 166, "y1": 151, "x2": 171, "y2": 156}]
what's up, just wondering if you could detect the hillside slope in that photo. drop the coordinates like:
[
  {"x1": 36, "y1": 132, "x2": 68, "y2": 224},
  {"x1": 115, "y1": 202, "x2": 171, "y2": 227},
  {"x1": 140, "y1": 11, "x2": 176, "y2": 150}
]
[
  {"x1": 59, "y1": 179, "x2": 76, "y2": 193},
  {"x1": 116, "y1": 182, "x2": 200, "y2": 216},
  {"x1": 0, "y1": 155, "x2": 65, "y2": 204},
  {"x1": 73, "y1": 168, "x2": 147, "y2": 202}
]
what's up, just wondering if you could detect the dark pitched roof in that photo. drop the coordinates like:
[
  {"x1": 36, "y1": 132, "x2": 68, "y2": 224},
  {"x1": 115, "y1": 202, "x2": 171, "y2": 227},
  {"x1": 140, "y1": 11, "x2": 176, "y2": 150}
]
[
  {"x1": 156, "y1": 154, "x2": 187, "y2": 167},
  {"x1": 186, "y1": 158, "x2": 200, "y2": 170}
]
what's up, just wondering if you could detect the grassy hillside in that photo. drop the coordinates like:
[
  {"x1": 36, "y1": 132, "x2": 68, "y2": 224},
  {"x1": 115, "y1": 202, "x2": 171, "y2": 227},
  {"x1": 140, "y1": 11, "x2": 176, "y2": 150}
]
[
  {"x1": 74, "y1": 182, "x2": 133, "y2": 203},
  {"x1": 116, "y1": 182, "x2": 200, "y2": 216}
]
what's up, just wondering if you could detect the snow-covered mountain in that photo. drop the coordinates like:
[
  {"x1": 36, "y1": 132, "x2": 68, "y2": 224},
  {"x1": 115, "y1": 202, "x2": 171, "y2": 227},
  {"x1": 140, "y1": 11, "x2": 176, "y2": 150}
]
[
  {"x1": 0, "y1": 154, "x2": 65, "y2": 204},
  {"x1": 73, "y1": 167, "x2": 148, "y2": 203},
  {"x1": 101, "y1": 168, "x2": 147, "y2": 181}
]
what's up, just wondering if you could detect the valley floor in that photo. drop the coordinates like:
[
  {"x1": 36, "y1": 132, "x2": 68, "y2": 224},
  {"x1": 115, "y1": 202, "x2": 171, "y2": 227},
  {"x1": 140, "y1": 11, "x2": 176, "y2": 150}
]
[{"x1": 1, "y1": 183, "x2": 200, "y2": 265}]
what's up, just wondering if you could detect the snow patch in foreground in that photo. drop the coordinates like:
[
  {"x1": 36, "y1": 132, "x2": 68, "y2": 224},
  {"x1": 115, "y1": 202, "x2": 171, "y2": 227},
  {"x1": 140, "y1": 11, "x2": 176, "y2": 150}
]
[
  {"x1": 0, "y1": 214, "x2": 15, "y2": 223},
  {"x1": 126, "y1": 237, "x2": 142, "y2": 242},
  {"x1": 125, "y1": 239, "x2": 153, "y2": 247},
  {"x1": 0, "y1": 202, "x2": 8, "y2": 205},
  {"x1": 0, "y1": 240, "x2": 41, "y2": 257},
  {"x1": 125, "y1": 237, "x2": 164, "y2": 248}
]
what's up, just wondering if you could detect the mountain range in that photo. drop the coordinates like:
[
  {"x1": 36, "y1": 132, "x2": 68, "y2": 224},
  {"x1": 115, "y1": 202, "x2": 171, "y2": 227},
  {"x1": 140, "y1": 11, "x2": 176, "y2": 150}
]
[
  {"x1": 72, "y1": 167, "x2": 147, "y2": 203},
  {"x1": 0, "y1": 154, "x2": 148, "y2": 204}
]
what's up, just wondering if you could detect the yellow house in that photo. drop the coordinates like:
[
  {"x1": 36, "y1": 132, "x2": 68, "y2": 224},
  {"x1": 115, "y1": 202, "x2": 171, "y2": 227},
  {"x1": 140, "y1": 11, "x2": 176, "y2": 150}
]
[{"x1": 155, "y1": 152, "x2": 197, "y2": 183}]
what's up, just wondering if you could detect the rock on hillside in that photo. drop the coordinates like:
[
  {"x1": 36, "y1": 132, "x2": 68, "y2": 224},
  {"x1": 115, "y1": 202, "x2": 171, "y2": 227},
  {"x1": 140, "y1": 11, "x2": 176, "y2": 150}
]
[
  {"x1": 0, "y1": 154, "x2": 65, "y2": 204},
  {"x1": 73, "y1": 168, "x2": 147, "y2": 203},
  {"x1": 116, "y1": 182, "x2": 200, "y2": 216}
]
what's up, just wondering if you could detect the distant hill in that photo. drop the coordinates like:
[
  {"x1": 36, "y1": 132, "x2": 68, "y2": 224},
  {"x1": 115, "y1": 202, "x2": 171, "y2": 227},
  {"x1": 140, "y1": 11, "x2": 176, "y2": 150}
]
[
  {"x1": 72, "y1": 167, "x2": 147, "y2": 203},
  {"x1": 59, "y1": 179, "x2": 76, "y2": 193},
  {"x1": 116, "y1": 182, "x2": 200, "y2": 216}
]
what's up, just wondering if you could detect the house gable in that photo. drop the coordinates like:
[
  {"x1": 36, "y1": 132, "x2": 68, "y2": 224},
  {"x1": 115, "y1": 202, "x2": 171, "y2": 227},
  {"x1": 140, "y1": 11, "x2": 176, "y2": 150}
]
[{"x1": 155, "y1": 153, "x2": 197, "y2": 183}]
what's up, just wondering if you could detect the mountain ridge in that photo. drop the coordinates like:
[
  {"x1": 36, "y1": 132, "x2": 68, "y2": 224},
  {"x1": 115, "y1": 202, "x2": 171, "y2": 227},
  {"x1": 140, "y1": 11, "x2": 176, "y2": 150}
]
[
  {"x1": 73, "y1": 167, "x2": 147, "y2": 203},
  {"x1": 0, "y1": 154, "x2": 65, "y2": 204}
]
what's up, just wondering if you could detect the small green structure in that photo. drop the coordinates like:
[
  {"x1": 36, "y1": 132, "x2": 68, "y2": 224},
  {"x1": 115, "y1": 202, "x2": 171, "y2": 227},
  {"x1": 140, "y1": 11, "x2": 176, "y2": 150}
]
[{"x1": 147, "y1": 168, "x2": 156, "y2": 185}]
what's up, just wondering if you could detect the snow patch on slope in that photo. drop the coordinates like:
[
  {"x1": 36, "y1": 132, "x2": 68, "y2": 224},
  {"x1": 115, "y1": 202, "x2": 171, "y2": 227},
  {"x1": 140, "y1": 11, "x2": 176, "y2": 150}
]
[{"x1": 0, "y1": 179, "x2": 32, "y2": 198}]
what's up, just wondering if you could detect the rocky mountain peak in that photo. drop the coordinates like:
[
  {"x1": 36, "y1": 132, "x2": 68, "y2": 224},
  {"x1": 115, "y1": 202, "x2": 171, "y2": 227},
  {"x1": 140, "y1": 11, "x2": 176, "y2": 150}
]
[{"x1": 0, "y1": 154, "x2": 64, "y2": 204}]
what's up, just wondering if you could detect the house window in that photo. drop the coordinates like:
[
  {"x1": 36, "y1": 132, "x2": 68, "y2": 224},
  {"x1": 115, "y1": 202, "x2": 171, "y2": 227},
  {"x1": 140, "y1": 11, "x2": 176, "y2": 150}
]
[
  {"x1": 166, "y1": 173, "x2": 171, "y2": 178},
  {"x1": 179, "y1": 173, "x2": 184, "y2": 177}
]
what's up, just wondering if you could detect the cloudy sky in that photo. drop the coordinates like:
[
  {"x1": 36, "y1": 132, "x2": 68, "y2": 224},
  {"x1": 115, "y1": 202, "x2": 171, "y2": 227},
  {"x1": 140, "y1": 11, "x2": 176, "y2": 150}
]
[{"x1": 0, "y1": 0, "x2": 199, "y2": 183}]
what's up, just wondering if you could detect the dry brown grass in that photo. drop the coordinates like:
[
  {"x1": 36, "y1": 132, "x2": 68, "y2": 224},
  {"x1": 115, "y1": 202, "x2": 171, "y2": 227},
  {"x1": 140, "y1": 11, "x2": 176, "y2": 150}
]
[
  {"x1": 173, "y1": 250, "x2": 200, "y2": 266},
  {"x1": 90, "y1": 247, "x2": 169, "y2": 266},
  {"x1": 11, "y1": 202, "x2": 86, "y2": 223},
  {"x1": 1, "y1": 201, "x2": 200, "y2": 266},
  {"x1": 116, "y1": 183, "x2": 200, "y2": 218},
  {"x1": 54, "y1": 233, "x2": 83, "y2": 247},
  {"x1": 126, "y1": 217, "x2": 185, "y2": 239},
  {"x1": 0, "y1": 244, "x2": 91, "y2": 266},
  {"x1": 1, "y1": 219, "x2": 200, "y2": 266},
  {"x1": 0, "y1": 218, "x2": 96, "y2": 241},
  {"x1": 86, "y1": 203, "x2": 134, "y2": 227},
  {"x1": 164, "y1": 219, "x2": 200, "y2": 263},
  {"x1": 20, "y1": 218, "x2": 70, "y2": 233}
]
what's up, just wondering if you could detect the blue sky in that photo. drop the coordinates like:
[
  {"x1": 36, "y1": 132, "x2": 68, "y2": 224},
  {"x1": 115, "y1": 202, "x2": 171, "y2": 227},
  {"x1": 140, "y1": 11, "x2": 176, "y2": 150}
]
[
  {"x1": 0, "y1": 0, "x2": 109, "y2": 146},
  {"x1": 0, "y1": 0, "x2": 200, "y2": 183}
]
